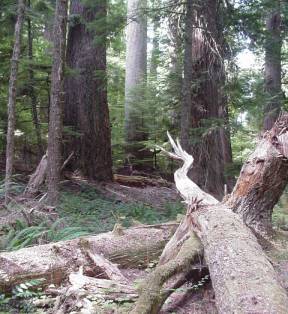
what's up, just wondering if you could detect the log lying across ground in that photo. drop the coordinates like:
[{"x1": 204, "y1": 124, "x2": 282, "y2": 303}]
[
  {"x1": 0, "y1": 223, "x2": 177, "y2": 291},
  {"x1": 133, "y1": 114, "x2": 288, "y2": 314}
]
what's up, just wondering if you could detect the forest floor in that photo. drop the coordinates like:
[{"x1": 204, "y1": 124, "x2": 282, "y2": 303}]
[{"x1": 0, "y1": 172, "x2": 287, "y2": 313}]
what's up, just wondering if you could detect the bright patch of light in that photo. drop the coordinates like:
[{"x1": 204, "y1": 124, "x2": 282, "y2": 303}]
[
  {"x1": 15, "y1": 129, "x2": 24, "y2": 136},
  {"x1": 236, "y1": 49, "x2": 257, "y2": 70},
  {"x1": 237, "y1": 111, "x2": 248, "y2": 126}
]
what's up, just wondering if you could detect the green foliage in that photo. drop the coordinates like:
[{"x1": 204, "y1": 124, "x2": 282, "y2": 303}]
[
  {"x1": 0, "y1": 278, "x2": 45, "y2": 313},
  {"x1": 1, "y1": 218, "x2": 90, "y2": 251},
  {"x1": 58, "y1": 185, "x2": 184, "y2": 233}
]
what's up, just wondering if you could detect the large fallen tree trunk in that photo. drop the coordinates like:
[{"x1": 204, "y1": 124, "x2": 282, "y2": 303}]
[
  {"x1": 133, "y1": 114, "x2": 288, "y2": 314},
  {"x1": 0, "y1": 223, "x2": 176, "y2": 291}
]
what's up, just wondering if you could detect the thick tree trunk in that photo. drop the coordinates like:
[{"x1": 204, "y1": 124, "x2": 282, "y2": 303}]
[
  {"x1": 263, "y1": 0, "x2": 282, "y2": 131},
  {"x1": 0, "y1": 224, "x2": 176, "y2": 292},
  {"x1": 47, "y1": 0, "x2": 68, "y2": 206},
  {"x1": 181, "y1": 0, "x2": 233, "y2": 199},
  {"x1": 63, "y1": 0, "x2": 112, "y2": 181},
  {"x1": 5, "y1": 0, "x2": 26, "y2": 205},
  {"x1": 134, "y1": 114, "x2": 288, "y2": 313},
  {"x1": 124, "y1": 0, "x2": 150, "y2": 166}
]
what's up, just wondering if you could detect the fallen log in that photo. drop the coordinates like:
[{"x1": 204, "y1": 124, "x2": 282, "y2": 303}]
[
  {"x1": 0, "y1": 223, "x2": 176, "y2": 291},
  {"x1": 133, "y1": 119, "x2": 288, "y2": 314},
  {"x1": 113, "y1": 174, "x2": 172, "y2": 188}
]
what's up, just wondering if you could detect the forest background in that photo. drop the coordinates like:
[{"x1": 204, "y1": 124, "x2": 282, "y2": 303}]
[{"x1": 0, "y1": 0, "x2": 288, "y2": 279}]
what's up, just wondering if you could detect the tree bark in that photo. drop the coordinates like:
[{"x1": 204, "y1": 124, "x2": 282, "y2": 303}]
[
  {"x1": 63, "y1": 0, "x2": 112, "y2": 181},
  {"x1": 47, "y1": 0, "x2": 68, "y2": 206},
  {"x1": 0, "y1": 224, "x2": 176, "y2": 292},
  {"x1": 181, "y1": 0, "x2": 233, "y2": 199},
  {"x1": 134, "y1": 116, "x2": 288, "y2": 313},
  {"x1": 5, "y1": 0, "x2": 26, "y2": 205},
  {"x1": 227, "y1": 112, "x2": 288, "y2": 234},
  {"x1": 124, "y1": 0, "x2": 150, "y2": 166},
  {"x1": 263, "y1": 0, "x2": 282, "y2": 131}
]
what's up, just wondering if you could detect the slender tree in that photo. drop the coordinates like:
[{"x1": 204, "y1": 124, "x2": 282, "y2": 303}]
[
  {"x1": 47, "y1": 0, "x2": 68, "y2": 206},
  {"x1": 5, "y1": 0, "x2": 26, "y2": 205},
  {"x1": 63, "y1": 0, "x2": 112, "y2": 181},
  {"x1": 263, "y1": 0, "x2": 283, "y2": 130},
  {"x1": 124, "y1": 0, "x2": 148, "y2": 165}
]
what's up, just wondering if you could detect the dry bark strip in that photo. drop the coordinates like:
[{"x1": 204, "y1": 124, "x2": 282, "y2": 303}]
[
  {"x1": 133, "y1": 117, "x2": 288, "y2": 314},
  {"x1": 0, "y1": 224, "x2": 176, "y2": 291}
]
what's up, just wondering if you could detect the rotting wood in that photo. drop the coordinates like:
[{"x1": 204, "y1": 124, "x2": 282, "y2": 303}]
[
  {"x1": 24, "y1": 151, "x2": 75, "y2": 197},
  {"x1": 24, "y1": 153, "x2": 48, "y2": 196}
]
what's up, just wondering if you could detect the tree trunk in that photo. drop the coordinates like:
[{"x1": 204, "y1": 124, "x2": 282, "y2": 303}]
[
  {"x1": 4, "y1": 0, "x2": 26, "y2": 205},
  {"x1": 134, "y1": 114, "x2": 288, "y2": 313},
  {"x1": 181, "y1": 0, "x2": 233, "y2": 200},
  {"x1": 47, "y1": 0, "x2": 68, "y2": 206},
  {"x1": 227, "y1": 112, "x2": 288, "y2": 234},
  {"x1": 124, "y1": 0, "x2": 150, "y2": 167},
  {"x1": 27, "y1": 0, "x2": 44, "y2": 158},
  {"x1": 63, "y1": 0, "x2": 112, "y2": 181},
  {"x1": 0, "y1": 223, "x2": 176, "y2": 291},
  {"x1": 263, "y1": 0, "x2": 282, "y2": 131}
]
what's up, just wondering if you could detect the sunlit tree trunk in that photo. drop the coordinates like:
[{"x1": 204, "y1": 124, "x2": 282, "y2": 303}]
[
  {"x1": 63, "y1": 0, "x2": 112, "y2": 181},
  {"x1": 263, "y1": 0, "x2": 282, "y2": 131},
  {"x1": 47, "y1": 0, "x2": 68, "y2": 206},
  {"x1": 5, "y1": 0, "x2": 26, "y2": 205},
  {"x1": 124, "y1": 0, "x2": 148, "y2": 165}
]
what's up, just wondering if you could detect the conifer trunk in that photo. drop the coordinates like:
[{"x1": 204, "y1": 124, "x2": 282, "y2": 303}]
[
  {"x1": 180, "y1": 0, "x2": 233, "y2": 199},
  {"x1": 5, "y1": 0, "x2": 26, "y2": 205},
  {"x1": 47, "y1": 0, "x2": 68, "y2": 206},
  {"x1": 63, "y1": 0, "x2": 112, "y2": 181},
  {"x1": 124, "y1": 0, "x2": 150, "y2": 167}
]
